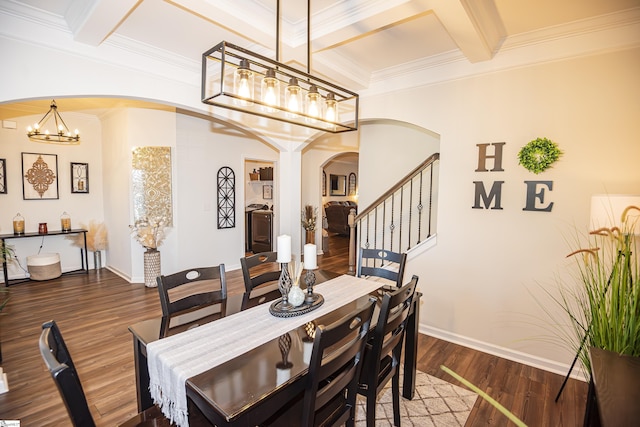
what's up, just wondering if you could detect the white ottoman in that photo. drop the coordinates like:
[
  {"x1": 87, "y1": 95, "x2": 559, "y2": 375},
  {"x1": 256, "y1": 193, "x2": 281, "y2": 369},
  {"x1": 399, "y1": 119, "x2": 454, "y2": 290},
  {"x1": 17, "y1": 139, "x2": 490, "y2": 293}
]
[{"x1": 27, "y1": 253, "x2": 62, "y2": 281}]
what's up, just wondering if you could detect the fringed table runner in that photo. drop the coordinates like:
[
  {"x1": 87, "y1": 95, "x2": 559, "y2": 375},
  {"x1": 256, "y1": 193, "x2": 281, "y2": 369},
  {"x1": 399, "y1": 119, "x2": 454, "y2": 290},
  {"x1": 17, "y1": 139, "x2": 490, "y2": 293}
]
[{"x1": 147, "y1": 274, "x2": 381, "y2": 427}]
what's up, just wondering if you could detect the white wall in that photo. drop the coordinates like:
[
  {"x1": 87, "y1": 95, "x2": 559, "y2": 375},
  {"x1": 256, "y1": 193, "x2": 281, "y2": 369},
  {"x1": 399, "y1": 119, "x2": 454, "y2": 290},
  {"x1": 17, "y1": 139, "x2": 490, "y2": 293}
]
[
  {"x1": 174, "y1": 113, "x2": 278, "y2": 271},
  {"x1": 360, "y1": 47, "x2": 640, "y2": 374},
  {"x1": 0, "y1": 112, "x2": 104, "y2": 280},
  {"x1": 357, "y1": 121, "x2": 440, "y2": 209}
]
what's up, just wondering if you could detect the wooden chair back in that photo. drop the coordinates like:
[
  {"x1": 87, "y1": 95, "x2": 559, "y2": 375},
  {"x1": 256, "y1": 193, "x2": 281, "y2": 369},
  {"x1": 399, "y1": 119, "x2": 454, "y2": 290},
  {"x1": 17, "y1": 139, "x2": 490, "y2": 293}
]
[
  {"x1": 240, "y1": 251, "x2": 281, "y2": 293},
  {"x1": 358, "y1": 275, "x2": 418, "y2": 426},
  {"x1": 39, "y1": 320, "x2": 170, "y2": 427},
  {"x1": 156, "y1": 265, "x2": 227, "y2": 317},
  {"x1": 302, "y1": 299, "x2": 376, "y2": 427},
  {"x1": 357, "y1": 248, "x2": 407, "y2": 287},
  {"x1": 39, "y1": 320, "x2": 95, "y2": 427}
]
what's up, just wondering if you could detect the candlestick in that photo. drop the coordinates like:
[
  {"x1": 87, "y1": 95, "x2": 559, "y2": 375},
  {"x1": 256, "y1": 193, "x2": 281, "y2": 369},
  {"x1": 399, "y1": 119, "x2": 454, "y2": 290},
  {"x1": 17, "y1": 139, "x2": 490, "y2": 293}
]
[
  {"x1": 303, "y1": 243, "x2": 317, "y2": 270},
  {"x1": 276, "y1": 234, "x2": 291, "y2": 263},
  {"x1": 304, "y1": 269, "x2": 317, "y2": 304},
  {"x1": 278, "y1": 262, "x2": 293, "y2": 307}
]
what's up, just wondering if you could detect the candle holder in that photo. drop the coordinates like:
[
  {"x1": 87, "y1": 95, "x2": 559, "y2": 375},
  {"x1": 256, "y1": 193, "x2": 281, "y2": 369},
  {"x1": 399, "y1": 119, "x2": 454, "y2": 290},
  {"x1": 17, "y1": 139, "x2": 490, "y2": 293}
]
[
  {"x1": 304, "y1": 269, "x2": 318, "y2": 304},
  {"x1": 278, "y1": 262, "x2": 293, "y2": 308}
]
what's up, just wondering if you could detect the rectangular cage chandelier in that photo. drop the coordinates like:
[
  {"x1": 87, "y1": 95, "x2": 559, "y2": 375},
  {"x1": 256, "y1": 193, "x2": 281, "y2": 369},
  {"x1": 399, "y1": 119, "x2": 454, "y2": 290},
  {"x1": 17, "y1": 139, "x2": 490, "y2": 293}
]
[{"x1": 201, "y1": 41, "x2": 359, "y2": 133}]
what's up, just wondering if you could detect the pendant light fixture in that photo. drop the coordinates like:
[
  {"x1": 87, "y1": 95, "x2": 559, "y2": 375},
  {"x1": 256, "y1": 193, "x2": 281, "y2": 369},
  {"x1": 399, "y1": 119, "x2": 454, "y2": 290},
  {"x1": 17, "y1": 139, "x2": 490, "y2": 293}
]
[
  {"x1": 26, "y1": 100, "x2": 80, "y2": 144},
  {"x1": 201, "y1": 0, "x2": 358, "y2": 133}
]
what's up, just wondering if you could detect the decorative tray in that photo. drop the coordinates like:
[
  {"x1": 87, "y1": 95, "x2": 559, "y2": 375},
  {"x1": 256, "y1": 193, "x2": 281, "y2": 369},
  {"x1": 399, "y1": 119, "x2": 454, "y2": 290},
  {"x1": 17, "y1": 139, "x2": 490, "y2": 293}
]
[{"x1": 269, "y1": 293, "x2": 324, "y2": 318}]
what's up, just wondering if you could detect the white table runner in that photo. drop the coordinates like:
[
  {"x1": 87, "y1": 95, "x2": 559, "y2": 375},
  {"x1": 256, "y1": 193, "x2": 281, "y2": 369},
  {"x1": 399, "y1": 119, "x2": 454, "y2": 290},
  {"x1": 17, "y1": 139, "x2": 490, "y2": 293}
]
[{"x1": 147, "y1": 274, "x2": 381, "y2": 427}]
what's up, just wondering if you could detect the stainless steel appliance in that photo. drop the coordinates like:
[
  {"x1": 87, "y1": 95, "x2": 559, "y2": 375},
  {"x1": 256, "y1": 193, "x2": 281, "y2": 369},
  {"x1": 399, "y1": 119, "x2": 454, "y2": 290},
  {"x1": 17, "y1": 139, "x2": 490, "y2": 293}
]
[
  {"x1": 245, "y1": 204, "x2": 267, "y2": 252},
  {"x1": 251, "y1": 210, "x2": 273, "y2": 253}
]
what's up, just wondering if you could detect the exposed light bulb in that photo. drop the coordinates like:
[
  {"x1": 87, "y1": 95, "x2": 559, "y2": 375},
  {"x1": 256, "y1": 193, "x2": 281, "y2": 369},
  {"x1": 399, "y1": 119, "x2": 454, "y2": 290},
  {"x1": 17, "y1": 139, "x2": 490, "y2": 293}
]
[
  {"x1": 325, "y1": 92, "x2": 338, "y2": 122},
  {"x1": 306, "y1": 85, "x2": 321, "y2": 119},
  {"x1": 286, "y1": 78, "x2": 302, "y2": 116},
  {"x1": 234, "y1": 58, "x2": 254, "y2": 105},
  {"x1": 261, "y1": 68, "x2": 280, "y2": 111}
]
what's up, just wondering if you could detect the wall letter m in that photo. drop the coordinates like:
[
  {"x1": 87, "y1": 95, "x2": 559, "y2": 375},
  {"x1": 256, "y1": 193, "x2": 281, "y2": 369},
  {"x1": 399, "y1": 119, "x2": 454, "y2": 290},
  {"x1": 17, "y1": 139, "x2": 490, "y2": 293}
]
[{"x1": 473, "y1": 181, "x2": 504, "y2": 210}]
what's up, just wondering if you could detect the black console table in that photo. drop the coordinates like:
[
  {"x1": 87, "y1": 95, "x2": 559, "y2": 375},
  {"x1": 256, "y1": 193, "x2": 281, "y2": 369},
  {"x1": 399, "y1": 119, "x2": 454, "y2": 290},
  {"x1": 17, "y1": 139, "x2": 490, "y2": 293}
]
[{"x1": 0, "y1": 229, "x2": 89, "y2": 286}]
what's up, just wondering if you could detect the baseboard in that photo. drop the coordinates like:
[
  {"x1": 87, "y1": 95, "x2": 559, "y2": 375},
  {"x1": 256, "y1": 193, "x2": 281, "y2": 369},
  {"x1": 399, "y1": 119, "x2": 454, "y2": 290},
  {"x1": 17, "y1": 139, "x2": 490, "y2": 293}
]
[{"x1": 419, "y1": 324, "x2": 587, "y2": 382}]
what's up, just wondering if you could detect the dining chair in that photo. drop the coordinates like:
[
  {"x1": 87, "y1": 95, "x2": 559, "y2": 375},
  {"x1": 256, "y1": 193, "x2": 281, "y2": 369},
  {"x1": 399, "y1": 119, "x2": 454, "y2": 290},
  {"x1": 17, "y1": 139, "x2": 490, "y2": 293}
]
[
  {"x1": 240, "y1": 251, "x2": 281, "y2": 293},
  {"x1": 301, "y1": 298, "x2": 376, "y2": 427},
  {"x1": 357, "y1": 275, "x2": 419, "y2": 427},
  {"x1": 156, "y1": 264, "x2": 227, "y2": 317},
  {"x1": 357, "y1": 248, "x2": 407, "y2": 288},
  {"x1": 39, "y1": 320, "x2": 170, "y2": 427}
]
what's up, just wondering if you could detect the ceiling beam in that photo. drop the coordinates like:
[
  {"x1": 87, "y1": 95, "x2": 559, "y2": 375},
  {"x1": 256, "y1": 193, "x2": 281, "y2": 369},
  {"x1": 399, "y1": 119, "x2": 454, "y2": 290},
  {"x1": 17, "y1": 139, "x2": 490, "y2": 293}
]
[
  {"x1": 65, "y1": 0, "x2": 139, "y2": 46},
  {"x1": 430, "y1": 0, "x2": 505, "y2": 63}
]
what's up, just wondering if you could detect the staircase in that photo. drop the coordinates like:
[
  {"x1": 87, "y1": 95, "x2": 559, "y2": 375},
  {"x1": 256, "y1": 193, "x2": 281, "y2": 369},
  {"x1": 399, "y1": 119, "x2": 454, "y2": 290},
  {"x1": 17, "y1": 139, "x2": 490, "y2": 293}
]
[{"x1": 347, "y1": 153, "x2": 440, "y2": 273}]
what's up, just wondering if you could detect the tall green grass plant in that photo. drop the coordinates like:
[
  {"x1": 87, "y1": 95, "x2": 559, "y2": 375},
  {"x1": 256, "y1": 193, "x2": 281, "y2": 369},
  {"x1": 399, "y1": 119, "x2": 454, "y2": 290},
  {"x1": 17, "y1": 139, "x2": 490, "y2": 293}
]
[{"x1": 554, "y1": 205, "x2": 640, "y2": 375}]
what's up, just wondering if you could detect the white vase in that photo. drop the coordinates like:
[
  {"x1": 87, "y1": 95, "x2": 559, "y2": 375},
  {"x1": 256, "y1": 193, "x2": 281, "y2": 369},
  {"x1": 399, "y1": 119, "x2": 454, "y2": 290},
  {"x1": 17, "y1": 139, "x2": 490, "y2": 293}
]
[
  {"x1": 143, "y1": 249, "x2": 161, "y2": 288},
  {"x1": 288, "y1": 284, "x2": 306, "y2": 307}
]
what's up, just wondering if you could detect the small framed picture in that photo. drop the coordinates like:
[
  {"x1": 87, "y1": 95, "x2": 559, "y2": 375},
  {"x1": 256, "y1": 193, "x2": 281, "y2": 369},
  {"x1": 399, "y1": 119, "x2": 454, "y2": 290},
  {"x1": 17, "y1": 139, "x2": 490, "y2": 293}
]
[
  {"x1": 263, "y1": 184, "x2": 273, "y2": 199},
  {"x1": 22, "y1": 152, "x2": 59, "y2": 200},
  {"x1": 0, "y1": 158, "x2": 6, "y2": 194},
  {"x1": 71, "y1": 162, "x2": 89, "y2": 193}
]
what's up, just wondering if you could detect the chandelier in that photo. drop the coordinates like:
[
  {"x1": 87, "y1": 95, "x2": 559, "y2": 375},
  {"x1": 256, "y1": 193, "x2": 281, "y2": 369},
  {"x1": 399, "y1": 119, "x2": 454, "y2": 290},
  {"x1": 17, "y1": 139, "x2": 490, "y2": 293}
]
[
  {"x1": 201, "y1": 1, "x2": 359, "y2": 133},
  {"x1": 27, "y1": 100, "x2": 80, "y2": 144}
]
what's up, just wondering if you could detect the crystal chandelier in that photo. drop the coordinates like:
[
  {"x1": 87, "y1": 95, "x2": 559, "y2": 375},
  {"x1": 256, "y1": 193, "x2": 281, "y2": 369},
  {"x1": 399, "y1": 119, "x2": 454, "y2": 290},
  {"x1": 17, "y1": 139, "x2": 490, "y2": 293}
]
[{"x1": 27, "y1": 100, "x2": 80, "y2": 144}]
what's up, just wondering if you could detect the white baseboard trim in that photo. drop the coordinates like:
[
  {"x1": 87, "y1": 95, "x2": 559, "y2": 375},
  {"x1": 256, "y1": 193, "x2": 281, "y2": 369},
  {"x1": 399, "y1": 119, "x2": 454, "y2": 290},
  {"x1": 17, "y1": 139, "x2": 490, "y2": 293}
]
[
  {"x1": 419, "y1": 324, "x2": 587, "y2": 382},
  {"x1": 106, "y1": 266, "x2": 133, "y2": 283}
]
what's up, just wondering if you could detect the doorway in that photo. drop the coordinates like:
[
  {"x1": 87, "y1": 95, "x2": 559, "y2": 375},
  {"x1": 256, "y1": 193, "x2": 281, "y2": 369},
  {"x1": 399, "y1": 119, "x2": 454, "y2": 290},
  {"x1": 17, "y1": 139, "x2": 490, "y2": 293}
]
[{"x1": 244, "y1": 159, "x2": 275, "y2": 254}]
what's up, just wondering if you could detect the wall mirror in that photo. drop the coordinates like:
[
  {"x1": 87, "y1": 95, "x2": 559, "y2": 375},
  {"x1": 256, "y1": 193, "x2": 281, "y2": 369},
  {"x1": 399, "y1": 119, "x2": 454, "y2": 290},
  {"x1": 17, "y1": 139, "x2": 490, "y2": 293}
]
[{"x1": 329, "y1": 174, "x2": 346, "y2": 196}]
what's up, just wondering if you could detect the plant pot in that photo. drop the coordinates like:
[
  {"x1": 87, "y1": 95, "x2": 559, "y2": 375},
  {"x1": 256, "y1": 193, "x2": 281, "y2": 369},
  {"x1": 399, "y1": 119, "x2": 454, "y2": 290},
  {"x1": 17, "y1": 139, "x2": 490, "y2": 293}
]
[
  {"x1": 589, "y1": 347, "x2": 640, "y2": 427},
  {"x1": 305, "y1": 230, "x2": 315, "y2": 245},
  {"x1": 143, "y1": 249, "x2": 161, "y2": 288}
]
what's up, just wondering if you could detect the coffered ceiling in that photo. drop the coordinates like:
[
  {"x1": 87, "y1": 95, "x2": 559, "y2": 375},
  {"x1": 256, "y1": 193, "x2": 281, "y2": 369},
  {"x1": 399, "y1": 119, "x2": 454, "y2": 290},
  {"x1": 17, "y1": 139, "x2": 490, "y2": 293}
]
[{"x1": 0, "y1": 0, "x2": 638, "y2": 119}]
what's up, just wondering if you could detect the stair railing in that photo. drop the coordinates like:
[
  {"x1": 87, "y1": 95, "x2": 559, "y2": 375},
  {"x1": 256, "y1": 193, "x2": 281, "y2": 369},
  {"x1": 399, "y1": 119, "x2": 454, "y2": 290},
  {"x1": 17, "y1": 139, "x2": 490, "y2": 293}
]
[{"x1": 348, "y1": 153, "x2": 440, "y2": 273}]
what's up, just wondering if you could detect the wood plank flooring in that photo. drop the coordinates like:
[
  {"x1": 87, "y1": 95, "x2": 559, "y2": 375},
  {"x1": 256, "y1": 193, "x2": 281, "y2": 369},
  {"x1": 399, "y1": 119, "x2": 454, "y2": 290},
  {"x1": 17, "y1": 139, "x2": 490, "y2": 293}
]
[{"x1": 0, "y1": 234, "x2": 588, "y2": 426}]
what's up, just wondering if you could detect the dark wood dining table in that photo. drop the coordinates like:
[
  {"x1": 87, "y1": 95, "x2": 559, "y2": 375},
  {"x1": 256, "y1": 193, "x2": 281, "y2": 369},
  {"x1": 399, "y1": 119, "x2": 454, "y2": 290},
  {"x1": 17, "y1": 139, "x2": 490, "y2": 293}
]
[{"x1": 128, "y1": 271, "x2": 421, "y2": 426}]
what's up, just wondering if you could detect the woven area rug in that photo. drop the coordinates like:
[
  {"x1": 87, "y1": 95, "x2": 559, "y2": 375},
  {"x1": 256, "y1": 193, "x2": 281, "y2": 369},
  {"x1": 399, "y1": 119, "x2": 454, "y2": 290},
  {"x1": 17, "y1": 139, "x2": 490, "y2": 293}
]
[{"x1": 354, "y1": 371, "x2": 478, "y2": 426}]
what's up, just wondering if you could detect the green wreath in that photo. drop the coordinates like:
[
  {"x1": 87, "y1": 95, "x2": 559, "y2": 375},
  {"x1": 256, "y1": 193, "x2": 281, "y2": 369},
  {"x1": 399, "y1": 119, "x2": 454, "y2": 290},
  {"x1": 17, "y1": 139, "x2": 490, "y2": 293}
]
[{"x1": 517, "y1": 137, "x2": 562, "y2": 174}]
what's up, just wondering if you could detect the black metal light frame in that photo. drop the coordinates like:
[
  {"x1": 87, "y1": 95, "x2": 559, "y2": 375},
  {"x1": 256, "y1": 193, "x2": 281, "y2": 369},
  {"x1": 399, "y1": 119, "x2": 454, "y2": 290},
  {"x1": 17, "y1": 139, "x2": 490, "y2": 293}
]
[{"x1": 201, "y1": 41, "x2": 359, "y2": 133}]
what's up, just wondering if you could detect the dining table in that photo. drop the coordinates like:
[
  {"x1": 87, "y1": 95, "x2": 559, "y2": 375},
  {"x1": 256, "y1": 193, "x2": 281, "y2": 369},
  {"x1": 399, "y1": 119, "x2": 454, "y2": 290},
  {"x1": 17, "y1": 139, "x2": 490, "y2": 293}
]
[{"x1": 128, "y1": 270, "x2": 421, "y2": 426}]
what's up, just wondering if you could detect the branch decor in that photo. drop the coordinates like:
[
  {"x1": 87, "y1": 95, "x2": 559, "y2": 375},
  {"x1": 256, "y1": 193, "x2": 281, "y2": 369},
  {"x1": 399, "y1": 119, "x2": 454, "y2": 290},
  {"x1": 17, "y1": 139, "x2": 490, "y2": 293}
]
[{"x1": 517, "y1": 137, "x2": 562, "y2": 174}]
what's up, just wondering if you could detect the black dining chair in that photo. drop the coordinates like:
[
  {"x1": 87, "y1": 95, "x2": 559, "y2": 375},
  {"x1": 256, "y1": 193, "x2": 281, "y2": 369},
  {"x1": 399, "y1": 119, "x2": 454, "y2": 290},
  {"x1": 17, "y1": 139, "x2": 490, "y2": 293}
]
[
  {"x1": 156, "y1": 264, "x2": 227, "y2": 318},
  {"x1": 39, "y1": 320, "x2": 170, "y2": 427},
  {"x1": 357, "y1": 275, "x2": 419, "y2": 427},
  {"x1": 357, "y1": 248, "x2": 407, "y2": 288},
  {"x1": 301, "y1": 299, "x2": 376, "y2": 427},
  {"x1": 240, "y1": 251, "x2": 281, "y2": 293}
]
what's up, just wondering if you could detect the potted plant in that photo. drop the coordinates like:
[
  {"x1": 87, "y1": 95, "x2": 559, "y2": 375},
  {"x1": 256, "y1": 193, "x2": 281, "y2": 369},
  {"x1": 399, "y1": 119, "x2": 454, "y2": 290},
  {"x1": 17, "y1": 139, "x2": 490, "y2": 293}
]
[
  {"x1": 549, "y1": 205, "x2": 639, "y2": 425},
  {"x1": 301, "y1": 205, "x2": 317, "y2": 244},
  {"x1": 66, "y1": 220, "x2": 108, "y2": 269},
  {"x1": 130, "y1": 217, "x2": 169, "y2": 287}
]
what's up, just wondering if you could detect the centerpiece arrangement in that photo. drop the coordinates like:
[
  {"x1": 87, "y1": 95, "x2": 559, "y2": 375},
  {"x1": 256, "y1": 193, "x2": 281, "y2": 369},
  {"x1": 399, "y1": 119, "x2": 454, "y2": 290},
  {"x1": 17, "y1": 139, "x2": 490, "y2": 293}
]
[{"x1": 269, "y1": 234, "x2": 323, "y2": 317}]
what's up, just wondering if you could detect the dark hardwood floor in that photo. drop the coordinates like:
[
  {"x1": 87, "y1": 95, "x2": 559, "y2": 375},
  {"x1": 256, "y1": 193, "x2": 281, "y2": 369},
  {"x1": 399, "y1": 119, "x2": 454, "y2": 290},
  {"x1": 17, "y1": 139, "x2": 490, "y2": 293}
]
[{"x1": 0, "y1": 234, "x2": 587, "y2": 426}]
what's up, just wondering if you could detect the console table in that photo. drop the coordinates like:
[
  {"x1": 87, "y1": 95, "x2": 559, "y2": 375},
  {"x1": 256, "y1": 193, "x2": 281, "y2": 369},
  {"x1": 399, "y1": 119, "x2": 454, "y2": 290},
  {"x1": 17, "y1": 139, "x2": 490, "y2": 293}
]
[{"x1": 0, "y1": 229, "x2": 89, "y2": 286}]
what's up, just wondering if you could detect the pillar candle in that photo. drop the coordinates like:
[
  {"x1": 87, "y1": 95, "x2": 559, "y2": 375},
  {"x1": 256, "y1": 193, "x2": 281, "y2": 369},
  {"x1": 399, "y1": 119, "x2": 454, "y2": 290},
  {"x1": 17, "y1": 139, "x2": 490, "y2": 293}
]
[
  {"x1": 304, "y1": 243, "x2": 317, "y2": 270},
  {"x1": 276, "y1": 234, "x2": 291, "y2": 263}
]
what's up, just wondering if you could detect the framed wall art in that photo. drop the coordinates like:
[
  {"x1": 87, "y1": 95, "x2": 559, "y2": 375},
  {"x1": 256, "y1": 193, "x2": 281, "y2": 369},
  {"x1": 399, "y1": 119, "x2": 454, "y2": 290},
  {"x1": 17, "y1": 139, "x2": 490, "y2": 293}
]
[
  {"x1": 132, "y1": 146, "x2": 173, "y2": 225},
  {"x1": 263, "y1": 184, "x2": 273, "y2": 199},
  {"x1": 71, "y1": 162, "x2": 89, "y2": 193},
  {"x1": 22, "y1": 152, "x2": 59, "y2": 200},
  {"x1": 0, "y1": 158, "x2": 6, "y2": 194},
  {"x1": 322, "y1": 170, "x2": 326, "y2": 196},
  {"x1": 348, "y1": 172, "x2": 357, "y2": 196}
]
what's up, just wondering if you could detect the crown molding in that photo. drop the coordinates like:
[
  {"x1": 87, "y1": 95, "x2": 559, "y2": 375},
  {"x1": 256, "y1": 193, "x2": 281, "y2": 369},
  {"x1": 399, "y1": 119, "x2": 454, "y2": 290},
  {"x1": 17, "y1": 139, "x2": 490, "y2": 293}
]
[{"x1": 364, "y1": 7, "x2": 640, "y2": 97}]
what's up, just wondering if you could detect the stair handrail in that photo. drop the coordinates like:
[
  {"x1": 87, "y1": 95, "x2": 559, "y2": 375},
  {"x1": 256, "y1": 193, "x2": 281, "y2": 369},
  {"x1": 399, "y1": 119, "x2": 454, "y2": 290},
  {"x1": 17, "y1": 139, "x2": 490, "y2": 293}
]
[
  {"x1": 355, "y1": 153, "x2": 440, "y2": 222},
  {"x1": 349, "y1": 152, "x2": 440, "y2": 274}
]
